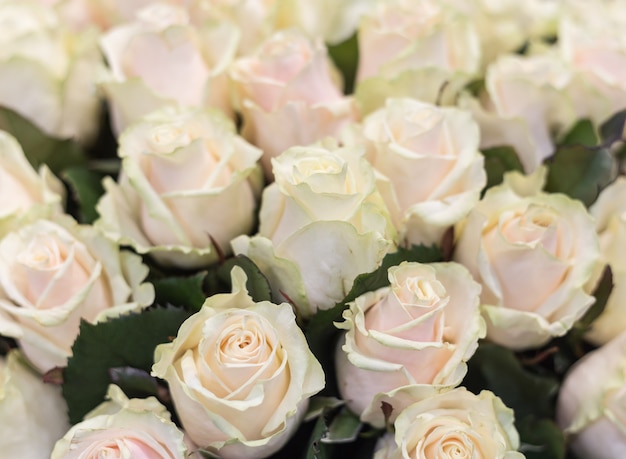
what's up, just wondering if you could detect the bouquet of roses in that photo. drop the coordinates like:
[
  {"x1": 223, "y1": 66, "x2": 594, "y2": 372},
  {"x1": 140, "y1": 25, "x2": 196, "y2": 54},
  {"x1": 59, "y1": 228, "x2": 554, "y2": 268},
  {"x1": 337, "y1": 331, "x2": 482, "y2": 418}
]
[{"x1": 1, "y1": 0, "x2": 625, "y2": 458}]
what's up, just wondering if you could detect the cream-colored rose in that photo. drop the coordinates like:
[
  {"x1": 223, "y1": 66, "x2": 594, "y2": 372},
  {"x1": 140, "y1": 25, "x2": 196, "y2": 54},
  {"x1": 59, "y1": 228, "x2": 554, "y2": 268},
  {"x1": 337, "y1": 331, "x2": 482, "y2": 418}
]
[
  {"x1": 334, "y1": 261, "x2": 484, "y2": 427},
  {"x1": 557, "y1": 331, "x2": 626, "y2": 459},
  {"x1": 152, "y1": 267, "x2": 325, "y2": 459},
  {"x1": 375, "y1": 388, "x2": 524, "y2": 459},
  {"x1": 459, "y1": 51, "x2": 577, "y2": 173},
  {"x1": 454, "y1": 168, "x2": 600, "y2": 350},
  {"x1": 100, "y1": 3, "x2": 238, "y2": 135},
  {"x1": 229, "y1": 29, "x2": 356, "y2": 176},
  {"x1": 0, "y1": 131, "x2": 64, "y2": 236},
  {"x1": 0, "y1": 0, "x2": 102, "y2": 143},
  {"x1": 357, "y1": 98, "x2": 486, "y2": 246},
  {"x1": 96, "y1": 106, "x2": 262, "y2": 268},
  {"x1": 232, "y1": 141, "x2": 396, "y2": 318},
  {"x1": 354, "y1": 0, "x2": 480, "y2": 115},
  {"x1": 0, "y1": 350, "x2": 69, "y2": 458},
  {"x1": 0, "y1": 215, "x2": 154, "y2": 372},
  {"x1": 51, "y1": 385, "x2": 187, "y2": 459}
]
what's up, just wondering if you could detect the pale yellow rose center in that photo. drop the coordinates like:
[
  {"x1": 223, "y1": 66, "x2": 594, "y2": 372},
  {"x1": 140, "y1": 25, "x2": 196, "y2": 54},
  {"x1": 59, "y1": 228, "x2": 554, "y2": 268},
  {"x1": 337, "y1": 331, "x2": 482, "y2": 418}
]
[
  {"x1": 499, "y1": 205, "x2": 562, "y2": 256},
  {"x1": 290, "y1": 156, "x2": 356, "y2": 194},
  {"x1": 76, "y1": 429, "x2": 165, "y2": 459}
]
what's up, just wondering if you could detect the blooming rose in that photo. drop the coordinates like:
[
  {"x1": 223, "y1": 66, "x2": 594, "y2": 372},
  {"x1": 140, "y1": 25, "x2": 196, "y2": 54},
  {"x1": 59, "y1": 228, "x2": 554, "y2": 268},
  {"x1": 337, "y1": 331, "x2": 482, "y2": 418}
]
[
  {"x1": 557, "y1": 331, "x2": 626, "y2": 459},
  {"x1": 229, "y1": 29, "x2": 356, "y2": 176},
  {"x1": 96, "y1": 106, "x2": 262, "y2": 268},
  {"x1": 100, "y1": 3, "x2": 239, "y2": 135},
  {"x1": 357, "y1": 98, "x2": 486, "y2": 246},
  {"x1": 0, "y1": 215, "x2": 154, "y2": 372},
  {"x1": 375, "y1": 388, "x2": 524, "y2": 459},
  {"x1": 152, "y1": 267, "x2": 325, "y2": 459},
  {"x1": 0, "y1": 130, "x2": 64, "y2": 236},
  {"x1": 0, "y1": 350, "x2": 69, "y2": 458},
  {"x1": 232, "y1": 141, "x2": 396, "y2": 318},
  {"x1": 51, "y1": 385, "x2": 187, "y2": 459},
  {"x1": 335, "y1": 261, "x2": 484, "y2": 427},
  {"x1": 454, "y1": 169, "x2": 600, "y2": 350},
  {"x1": 0, "y1": 0, "x2": 102, "y2": 143}
]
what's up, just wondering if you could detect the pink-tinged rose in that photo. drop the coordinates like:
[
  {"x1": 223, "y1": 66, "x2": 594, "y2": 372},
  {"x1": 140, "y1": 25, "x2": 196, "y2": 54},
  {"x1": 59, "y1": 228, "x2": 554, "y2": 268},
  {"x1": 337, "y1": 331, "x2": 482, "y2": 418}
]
[
  {"x1": 335, "y1": 261, "x2": 484, "y2": 427},
  {"x1": 375, "y1": 388, "x2": 524, "y2": 459},
  {"x1": 96, "y1": 106, "x2": 262, "y2": 268},
  {"x1": 558, "y1": 331, "x2": 626, "y2": 459},
  {"x1": 51, "y1": 385, "x2": 187, "y2": 459},
  {"x1": 152, "y1": 267, "x2": 325, "y2": 459},
  {"x1": 356, "y1": 98, "x2": 486, "y2": 246},
  {"x1": 230, "y1": 29, "x2": 356, "y2": 176},
  {"x1": 454, "y1": 169, "x2": 600, "y2": 350},
  {"x1": 0, "y1": 215, "x2": 154, "y2": 372},
  {"x1": 100, "y1": 3, "x2": 238, "y2": 134}
]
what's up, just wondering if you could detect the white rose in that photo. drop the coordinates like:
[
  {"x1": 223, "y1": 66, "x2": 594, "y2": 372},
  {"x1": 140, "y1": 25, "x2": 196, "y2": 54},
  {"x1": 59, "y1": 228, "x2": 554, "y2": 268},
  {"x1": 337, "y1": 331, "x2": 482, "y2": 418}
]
[
  {"x1": 51, "y1": 384, "x2": 187, "y2": 459},
  {"x1": 100, "y1": 3, "x2": 239, "y2": 135},
  {"x1": 335, "y1": 261, "x2": 485, "y2": 427},
  {"x1": 232, "y1": 141, "x2": 396, "y2": 318},
  {"x1": 376, "y1": 388, "x2": 524, "y2": 459},
  {"x1": 0, "y1": 215, "x2": 154, "y2": 372},
  {"x1": 0, "y1": 130, "x2": 64, "y2": 236},
  {"x1": 357, "y1": 98, "x2": 486, "y2": 246},
  {"x1": 557, "y1": 331, "x2": 626, "y2": 459},
  {"x1": 0, "y1": 350, "x2": 69, "y2": 458},
  {"x1": 96, "y1": 106, "x2": 262, "y2": 268},
  {"x1": 454, "y1": 168, "x2": 600, "y2": 350},
  {"x1": 152, "y1": 267, "x2": 325, "y2": 459},
  {"x1": 229, "y1": 29, "x2": 356, "y2": 176},
  {"x1": 0, "y1": 0, "x2": 102, "y2": 143}
]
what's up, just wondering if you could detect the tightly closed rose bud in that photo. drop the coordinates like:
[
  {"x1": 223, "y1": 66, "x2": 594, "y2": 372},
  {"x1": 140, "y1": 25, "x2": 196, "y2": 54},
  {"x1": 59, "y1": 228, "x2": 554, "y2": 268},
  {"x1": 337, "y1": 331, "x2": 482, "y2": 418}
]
[
  {"x1": 558, "y1": 331, "x2": 626, "y2": 459},
  {"x1": 0, "y1": 350, "x2": 69, "y2": 459},
  {"x1": 375, "y1": 388, "x2": 524, "y2": 459},
  {"x1": 232, "y1": 141, "x2": 396, "y2": 317},
  {"x1": 454, "y1": 168, "x2": 600, "y2": 350},
  {"x1": 0, "y1": 215, "x2": 154, "y2": 372},
  {"x1": 51, "y1": 385, "x2": 187, "y2": 459},
  {"x1": 152, "y1": 267, "x2": 325, "y2": 459},
  {"x1": 335, "y1": 261, "x2": 484, "y2": 427},
  {"x1": 96, "y1": 106, "x2": 262, "y2": 268}
]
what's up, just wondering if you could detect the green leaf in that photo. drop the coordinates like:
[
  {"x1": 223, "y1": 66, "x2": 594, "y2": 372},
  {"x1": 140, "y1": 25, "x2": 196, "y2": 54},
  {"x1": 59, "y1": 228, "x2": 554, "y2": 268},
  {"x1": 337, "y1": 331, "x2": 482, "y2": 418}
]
[
  {"x1": 61, "y1": 167, "x2": 105, "y2": 224},
  {"x1": 518, "y1": 417, "x2": 566, "y2": 459},
  {"x1": 108, "y1": 367, "x2": 160, "y2": 399},
  {"x1": 328, "y1": 33, "x2": 358, "y2": 95},
  {"x1": 62, "y1": 307, "x2": 192, "y2": 423},
  {"x1": 153, "y1": 271, "x2": 208, "y2": 312},
  {"x1": 0, "y1": 106, "x2": 85, "y2": 174},
  {"x1": 305, "y1": 396, "x2": 345, "y2": 422},
  {"x1": 559, "y1": 119, "x2": 598, "y2": 146},
  {"x1": 321, "y1": 407, "x2": 362, "y2": 444},
  {"x1": 577, "y1": 266, "x2": 613, "y2": 331},
  {"x1": 304, "y1": 414, "x2": 333, "y2": 459},
  {"x1": 464, "y1": 343, "x2": 559, "y2": 420},
  {"x1": 600, "y1": 109, "x2": 626, "y2": 144},
  {"x1": 214, "y1": 255, "x2": 272, "y2": 303},
  {"x1": 482, "y1": 146, "x2": 525, "y2": 190}
]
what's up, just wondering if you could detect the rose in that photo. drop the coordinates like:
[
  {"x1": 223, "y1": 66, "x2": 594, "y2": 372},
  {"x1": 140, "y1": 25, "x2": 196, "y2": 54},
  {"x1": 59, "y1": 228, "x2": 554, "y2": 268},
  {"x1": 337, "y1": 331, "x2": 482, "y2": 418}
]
[
  {"x1": 100, "y1": 3, "x2": 239, "y2": 135},
  {"x1": 96, "y1": 106, "x2": 262, "y2": 268},
  {"x1": 51, "y1": 385, "x2": 187, "y2": 459},
  {"x1": 232, "y1": 141, "x2": 396, "y2": 317},
  {"x1": 355, "y1": 98, "x2": 486, "y2": 246},
  {"x1": 453, "y1": 168, "x2": 600, "y2": 350},
  {"x1": 0, "y1": 0, "x2": 102, "y2": 143},
  {"x1": 152, "y1": 267, "x2": 325, "y2": 459},
  {"x1": 557, "y1": 331, "x2": 626, "y2": 459},
  {"x1": 354, "y1": 0, "x2": 480, "y2": 115},
  {"x1": 375, "y1": 388, "x2": 524, "y2": 459},
  {"x1": 0, "y1": 130, "x2": 64, "y2": 236},
  {"x1": 229, "y1": 29, "x2": 356, "y2": 176},
  {"x1": 334, "y1": 261, "x2": 484, "y2": 427},
  {"x1": 0, "y1": 350, "x2": 69, "y2": 458},
  {"x1": 0, "y1": 215, "x2": 154, "y2": 372}
]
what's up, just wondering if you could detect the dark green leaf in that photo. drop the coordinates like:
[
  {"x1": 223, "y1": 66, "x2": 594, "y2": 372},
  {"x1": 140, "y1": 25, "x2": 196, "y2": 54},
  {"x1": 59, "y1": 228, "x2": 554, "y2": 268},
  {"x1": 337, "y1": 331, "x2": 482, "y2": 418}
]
[
  {"x1": 108, "y1": 367, "x2": 160, "y2": 399},
  {"x1": 61, "y1": 167, "x2": 105, "y2": 224},
  {"x1": 482, "y1": 146, "x2": 525, "y2": 190},
  {"x1": 304, "y1": 414, "x2": 333, "y2": 459},
  {"x1": 600, "y1": 109, "x2": 626, "y2": 144},
  {"x1": 153, "y1": 271, "x2": 207, "y2": 312},
  {"x1": 322, "y1": 407, "x2": 362, "y2": 444},
  {"x1": 578, "y1": 266, "x2": 613, "y2": 330},
  {"x1": 518, "y1": 417, "x2": 566, "y2": 459},
  {"x1": 328, "y1": 34, "x2": 358, "y2": 95},
  {"x1": 464, "y1": 343, "x2": 559, "y2": 420},
  {"x1": 214, "y1": 255, "x2": 272, "y2": 303},
  {"x1": 559, "y1": 119, "x2": 598, "y2": 146},
  {"x1": 0, "y1": 106, "x2": 85, "y2": 174},
  {"x1": 305, "y1": 396, "x2": 345, "y2": 422},
  {"x1": 62, "y1": 307, "x2": 192, "y2": 423}
]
